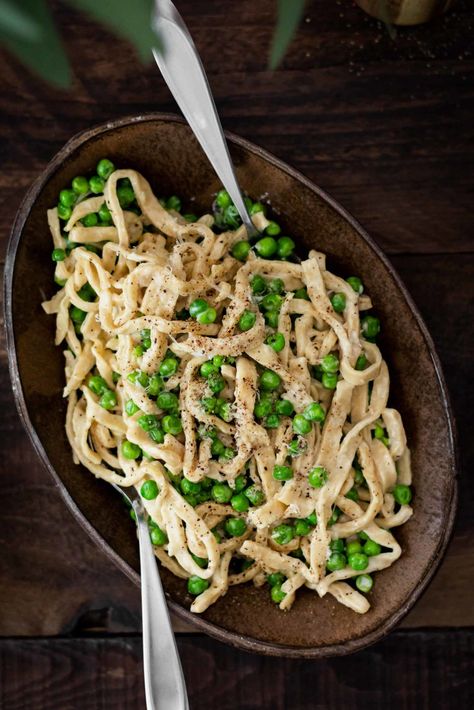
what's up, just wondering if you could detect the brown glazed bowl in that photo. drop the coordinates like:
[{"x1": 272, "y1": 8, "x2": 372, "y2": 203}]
[{"x1": 5, "y1": 114, "x2": 457, "y2": 657}]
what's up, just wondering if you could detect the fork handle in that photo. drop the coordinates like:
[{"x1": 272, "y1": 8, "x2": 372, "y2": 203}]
[
  {"x1": 152, "y1": 0, "x2": 257, "y2": 238},
  {"x1": 134, "y1": 500, "x2": 189, "y2": 710}
]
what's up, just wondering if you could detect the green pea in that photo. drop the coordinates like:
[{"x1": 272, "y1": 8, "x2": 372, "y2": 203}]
[
  {"x1": 250, "y1": 201, "x2": 265, "y2": 215},
  {"x1": 264, "y1": 311, "x2": 279, "y2": 328},
  {"x1": 82, "y1": 213, "x2": 98, "y2": 227},
  {"x1": 88, "y1": 375, "x2": 108, "y2": 395},
  {"x1": 261, "y1": 293, "x2": 283, "y2": 311},
  {"x1": 331, "y1": 292, "x2": 346, "y2": 313},
  {"x1": 51, "y1": 249, "x2": 66, "y2": 262},
  {"x1": 267, "y1": 572, "x2": 285, "y2": 587},
  {"x1": 189, "y1": 298, "x2": 208, "y2": 318},
  {"x1": 322, "y1": 372, "x2": 338, "y2": 389},
  {"x1": 164, "y1": 195, "x2": 181, "y2": 212},
  {"x1": 293, "y1": 287, "x2": 309, "y2": 300},
  {"x1": 117, "y1": 184, "x2": 135, "y2": 207},
  {"x1": 215, "y1": 189, "x2": 231, "y2": 209},
  {"x1": 265, "y1": 413, "x2": 280, "y2": 429},
  {"x1": 150, "y1": 525, "x2": 168, "y2": 546},
  {"x1": 265, "y1": 332, "x2": 285, "y2": 352},
  {"x1": 221, "y1": 447, "x2": 235, "y2": 460},
  {"x1": 54, "y1": 276, "x2": 67, "y2": 287},
  {"x1": 244, "y1": 196, "x2": 253, "y2": 212},
  {"x1": 162, "y1": 415, "x2": 183, "y2": 436},
  {"x1": 223, "y1": 204, "x2": 241, "y2": 228},
  {"x1": 149, "y1": 427, "x2": 164, "y2": 444},
  {"x1": 98, "y1": 202, "x2": 112, "y2": 224},
  {"x1": 191, "y1": 553, "x2": 208, "y2": 569},
  {"x1": 112, "y1": 372, "x2": 120, "y2": 384},
  {"x1": 99, "y1": 389, "x2": 117, "y2": 410},
  {"x1": 308, "y1": 466, "x2": 328, "y2": 488},
  {"x1": 78, "y1": 282, "x2": 96, "y2": 301},
  {"x1": 97, "y1": 158, "x2": 115, "y2": 179},
  {"x1": 140, "y1": 480, "x2": 159, "y2": 500},
  {"x1": 216, "y1": 400, "x2": 232, "y2": 422},
  {"x1": 374, "y1": 423, "x2": 386, "y2": 440},
  {"x1": 347, "y1": 276, "x2": 363, "y2": 294},
  {"x1": 200, "y1": 361, "x2": 218, "y2": 378},
  {"x1": 356, "y1": 574, "x2": 373, "y2": 593},
  {"x1": 306, "y1": 511, "x2": 318, "y2": 526},
  {"x1": 187, "y1": 575, "x2": 209, "y2": 595},
  {"x1": 197, "y1": 307, "x2": 217, "y2": 325},
  {"x1": 89, "y1": 175, "x2": 105, "y2": 194},
  {"x1": 142, "y1": 338, "x2": 152, "y2": 351},
  {"x1": 125, "y1": 399, "x2": 139, "y2": 416},
  {"x1": 141, "y1": 328, "x2": 151, "y2": 344},
  {"x1": 231, "y1": 493, "x2": 249, "y2": 513},
  {"x1": 330, "y1": 539, "x2": 345, "y2": 553},
  {"x1": 303, "y1": 402, "x2": 325, "y2": 423},
  {"x1": 70, "y1": 305, "x2": 87, "y2": 325},
  {"x1": 211, "y1": 438, "x2": 225, "y2": 457},
  {"x1": 244, "y1": 484, "x2": 264, "y2": 507},
  {"x1": 271, "y1": 584, "x2": 286, "y2": 603},
  {"x1": 211, "y1": 483, "x2": 233, "y2": 503},
  {"x1": 259, "y1": 369, "x2": 281, "y2": 391},
  {"x1": 157, "y1": 391, "x2": 179, "y2": 411},
  {"x1": 345, "y1": 487, "x2": 359, "y2": 501},
  {"x1": 355, "y1": 353, "x2": 368, "y2": 370},
  {"x1": 292, "y1": 414, "x2": 312, "y2": 436},
  {"x1": 201, "y1": 396, "x2": 217, "y2": 413},
  {"x1": 57, "y1": 203, "x2": 72, "y2": 221},
  {"x1": 268, "y1": 278, "x2": 284, "y2": 294},
  {"x1": 277, "y1": 236, "x2": 295, "y2": 258},
  {"x1": 231, "y1": 241, "x2": 251, "y2": 261},
  {"x1": 275, "y1": 399, "x2": 294, "y2": 416},
  {"x1": 362, "y1": 315, "x2": 380, "y2": 339},
  {"x1": 180, "y1": 478, "x2": 201, "y2": 496},
  {"x1": 122, "y1": 440, "x2": 141, "y2": 460},
  {"x1": 265, "y1": 221, "x2": 281, "y2": 236},
  {"x1": 59, "y1": 188, "x2": 76, "y2": 208},
  {"x1": 225, "y1": 517, "x2": 247, "y2": 537},
  {"x1": 184, "y1": 213, "x2": 198, "y2": 222},
  {"x1": 72, "y1": 176, "x2": 89, "y2": 194},
  {"x1": 238, "y1": 310, "x2": 256, "y2": 332},
  {"x1": 213, "y1": 355, "x2": 225, "y2": 367},
  {"x1": 354, "y1": 468, "x2": 365, "y2": 485},
  {"x1": 208, "y1": 372, "x2": 225, "y2": 394},
  {"x1": 273, "y1": 465, "x2": 293, "y2": 481},
  {"x1": 271, "y1": 524, "x2": 294, "y2": 545},
  {"x1": 393, "y1": 484, "x2": 413, "y2": 505},
  {"x1": 251, "y1": 274, "x2": 267, "y2": 294},
  {"x1": 348, "y1": 553, "x2": 369, "y2": 571},
  {"x1": 234, "y1": 475, "x2": 247, "y2": 492},
  {"x1": 255, "y1": 236, "x2": 278, "y2": 258},
  {"x1": 321, "y1": 354, "x2": 339, "y2": 374},
  {"x1": 294, "y1": 519, "x2": 311, "y2": 536},
  {"x1": 327, "y1": 552, "x2": 347, "y2": 572},
  {"x1": 147, "y1": 373, "x2": 163, "y2": 396},
  {"x1": 328, "y1": 507, "x2": 341, "y2": 526},
  {"x1": 137, "y1": 414, "x2": 159, "y2": 432},
  {"x1": 159, "y1": 357, "x2": 178, "y2": 378},
  {"x1": 364, "y1": 539, "x2": 381, "y2": 556},
  {"x1": 254, "y1": 399, "x2": 273, "y2": 419},
  {"x1": 346, "y1": 540, "x2": 363, "y2": 556},
  {"x1": 184, "y1": 494, "x2": 198, "y2": 507},
  {"x1": 134, "y1": 345, "x2": 144, "y2": 358}
]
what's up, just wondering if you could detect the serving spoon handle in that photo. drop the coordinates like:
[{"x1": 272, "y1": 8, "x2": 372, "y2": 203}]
[{"x1": 152, "y1": 0, "x2": 258, "y2": 238}]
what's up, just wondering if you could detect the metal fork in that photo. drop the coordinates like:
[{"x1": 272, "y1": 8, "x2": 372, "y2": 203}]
[
  {"x1": 112, "y1": 484, "x2": 189, "y2": 710},
  {"x1": 152, "y1": 0, "x2": 259, "y2": 239}
]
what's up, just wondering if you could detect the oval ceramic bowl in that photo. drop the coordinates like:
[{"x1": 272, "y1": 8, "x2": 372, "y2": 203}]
[{"x1": 5, "y1": 114, "x2": 457, "y2": 657}]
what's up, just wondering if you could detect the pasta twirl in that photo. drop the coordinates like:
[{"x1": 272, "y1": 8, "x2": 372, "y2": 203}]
[{"x1": 43, "y1": 161, "x2": 414, "y2": 614}]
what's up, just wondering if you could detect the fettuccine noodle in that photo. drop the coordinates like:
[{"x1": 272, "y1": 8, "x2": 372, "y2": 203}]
[{"x1": 42, "y1": 163, "x2": 413, "y2": 615}]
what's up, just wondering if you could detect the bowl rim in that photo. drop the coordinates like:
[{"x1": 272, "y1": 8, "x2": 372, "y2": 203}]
[{"x1": 4, "y1": 112, "x2": 458, "y2": 658}]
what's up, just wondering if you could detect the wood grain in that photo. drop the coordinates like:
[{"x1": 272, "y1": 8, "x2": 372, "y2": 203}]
[{"x1": 1, "y1": 631, "x2": 473, "y2": 710}]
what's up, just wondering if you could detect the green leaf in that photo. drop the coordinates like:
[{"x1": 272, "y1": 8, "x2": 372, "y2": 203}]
[
  {"x1": 269, "y1": 0, "x2": 306, "y2": 70},
  {"x1": 0, "y1": 0, "x2": 71, "y2": 87},
  {"x1": 68, "y1": 0, "x2": 158, "y2": 61}
]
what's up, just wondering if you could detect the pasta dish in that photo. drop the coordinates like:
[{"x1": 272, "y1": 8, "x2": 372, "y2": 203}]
[{"x1": 42, "y1": 159, "x2": 414, "y2": 614}]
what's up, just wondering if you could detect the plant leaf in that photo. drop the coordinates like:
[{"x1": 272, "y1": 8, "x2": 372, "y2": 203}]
[
  {"x1": 269, "y1": 0, "x2": 306, "y2": 70},
  {"x1": 68, "y1": 0, "x2": 158, "y2": 61},
  {"x1": 0, "y1": 0, "x2": 71, "y2": 87}
]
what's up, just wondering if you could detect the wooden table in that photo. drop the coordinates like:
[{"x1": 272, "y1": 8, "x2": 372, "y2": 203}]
[{"x1": 1, "y1": 1, "x2": 473, "y2": 707}]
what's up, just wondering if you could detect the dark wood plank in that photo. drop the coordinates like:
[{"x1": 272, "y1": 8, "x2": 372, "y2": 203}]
[
  {"x1": 1, "y1": 631, "x2": 473, "y2": 710},
  {"x1": 0, "y1": 0, "x2": 473, "y2": 257},
  {"x1": 1, "y1": 252, "x2": 472, "y2": 635}
]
